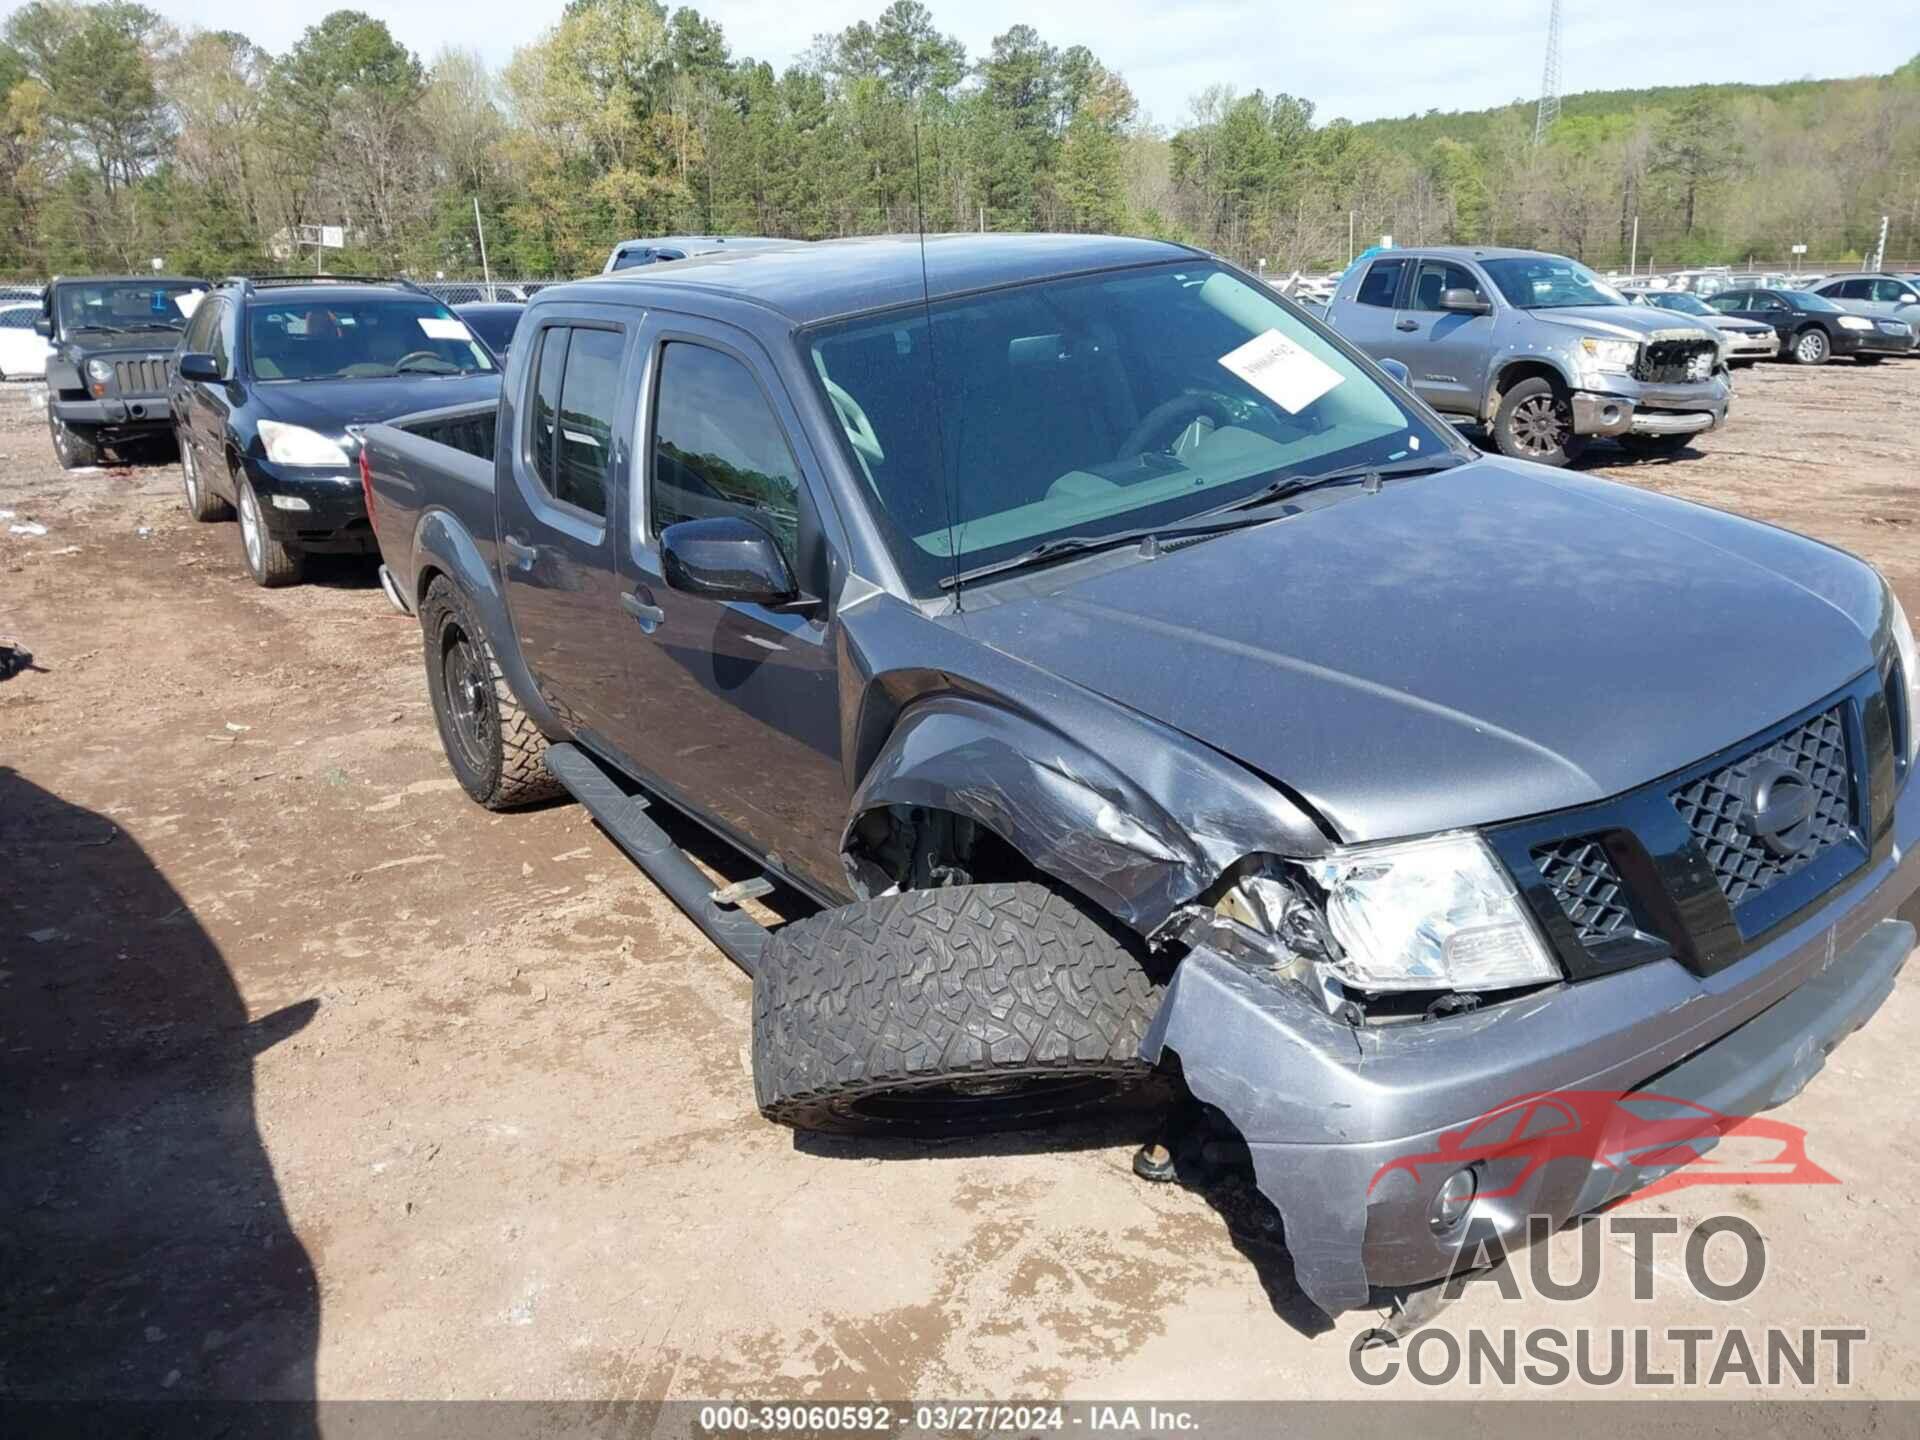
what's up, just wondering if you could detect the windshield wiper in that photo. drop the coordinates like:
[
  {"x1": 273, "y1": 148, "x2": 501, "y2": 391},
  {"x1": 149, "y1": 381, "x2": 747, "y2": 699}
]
[
  {"x1": 938, "y1": 455, "x2": 1464, "y2": 591},
  {"x1": 1223, "y1": 454, "x2": 1463, "y2": 512},
  {"x1": 67, "y1": 323, "x2": 128, "y2": 334},
  {"x1": 940, "y1": 510, "x2": 1303, "y2": 590}
]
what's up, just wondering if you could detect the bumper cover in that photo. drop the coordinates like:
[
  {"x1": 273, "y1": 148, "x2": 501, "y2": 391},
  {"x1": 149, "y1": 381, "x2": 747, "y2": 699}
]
[
  {"x1": 1571, "y1": 375, "x2": 1730, "y2": 438},
  {"x1": 1141, "y1": 776, "x2": 1920, "y2": 1319},
  {"x1": 49, "y1": 395, "x2": 171, "y2": 428},
  {"x1": 238, "y1": 454, "x2": 371, "y2": 549}
]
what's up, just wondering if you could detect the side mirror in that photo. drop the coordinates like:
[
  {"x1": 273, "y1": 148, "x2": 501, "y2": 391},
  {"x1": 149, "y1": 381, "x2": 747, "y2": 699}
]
[
  {"x1": 1377, "y1": 358, "x2": 1412, "y2": 388},
  {"x1": 177, "y1": 352, "x2": 219, "y2": 382},
  {"x1": 1900, "y1": 294, "x2": 1918, "y2": 305},
  {"x1": 33, "y1": 317, "x2": 50, "y2": 337},
  {"x1": 1439, "y1": 288, "x2": 1491, "y2": 315},
  {"x1": 659, "y1": 516, "x2": 797, "y2": 607}
]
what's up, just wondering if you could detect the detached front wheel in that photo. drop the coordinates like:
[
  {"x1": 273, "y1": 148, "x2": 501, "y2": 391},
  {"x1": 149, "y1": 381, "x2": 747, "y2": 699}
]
[
  {"x1": 420, "y1": 575, "x2": 560, "y2": 810},
  {"x1": 1492, "y1": 377, "x2": 1586, "y2": 467},
  {"x1": 753, "y1": 882, "x2": 1165, "y2": 1137}
]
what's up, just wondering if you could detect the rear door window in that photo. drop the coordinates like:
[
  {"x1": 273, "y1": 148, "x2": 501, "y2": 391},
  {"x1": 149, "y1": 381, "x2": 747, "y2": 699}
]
[
  {"x1": 552, "y1": 328, "x2": 623, "y2": 518},
  {"x1": 1355, "y1": 258, "x2": 1408, "y2": 308},
  {"x1": 525, "y1": 324, "x2": 622, "y2": 519}
]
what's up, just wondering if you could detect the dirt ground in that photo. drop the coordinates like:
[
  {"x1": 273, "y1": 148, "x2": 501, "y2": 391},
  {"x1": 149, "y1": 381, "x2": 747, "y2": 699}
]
[{"x1": 4, "y1": 360, "x2": 1920, "y2": 1407}]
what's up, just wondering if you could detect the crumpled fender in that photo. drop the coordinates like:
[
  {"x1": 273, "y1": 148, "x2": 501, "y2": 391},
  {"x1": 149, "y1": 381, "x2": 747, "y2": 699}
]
[{"x1": 843, "y1": 694, "x2": 1326, "y2": 934}]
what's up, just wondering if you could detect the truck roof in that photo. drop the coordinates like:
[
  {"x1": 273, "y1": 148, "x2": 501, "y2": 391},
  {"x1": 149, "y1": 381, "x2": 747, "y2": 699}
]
[
  {"x1": 560, "y1": 233, "x2": 1203, "y2": 326},
  {"x1": 1366, "y1": 246, "x2": 1555, "y2": 263}
]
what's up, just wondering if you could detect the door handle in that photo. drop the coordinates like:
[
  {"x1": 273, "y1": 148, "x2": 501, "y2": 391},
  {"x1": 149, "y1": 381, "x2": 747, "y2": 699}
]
[
  {"x1": 501, "y1": 536, "x2": 538, "y2": 571},
  {"x1": 622, "y1": 591, "x2": 664, "y2": 632},
  {"x1": 1395, "y1": 319, "x2": 1419, "y2": 331}
]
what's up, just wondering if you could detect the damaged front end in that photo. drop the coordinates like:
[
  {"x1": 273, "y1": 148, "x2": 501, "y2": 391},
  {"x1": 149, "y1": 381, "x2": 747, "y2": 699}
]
[{"x1": 1143, "y1": 728, "x2": 1920, "y2": 1320}]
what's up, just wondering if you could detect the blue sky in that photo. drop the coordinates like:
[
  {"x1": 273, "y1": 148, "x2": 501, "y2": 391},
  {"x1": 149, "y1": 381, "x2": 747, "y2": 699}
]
[{"x1": 13, "y1": 0, "x2": 1917, "y2": 128}]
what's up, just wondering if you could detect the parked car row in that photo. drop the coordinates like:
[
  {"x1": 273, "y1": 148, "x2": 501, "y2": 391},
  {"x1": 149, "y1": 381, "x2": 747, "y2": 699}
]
[
  {"x1": 25, "y1": 234, "x2": 1920, "y2": 1327},
  {"x1": 1316, "y1": 246, "x2": 1912, "y2": 467}
]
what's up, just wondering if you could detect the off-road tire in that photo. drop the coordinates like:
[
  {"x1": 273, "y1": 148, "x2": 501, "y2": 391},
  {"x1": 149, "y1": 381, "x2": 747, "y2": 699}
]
[
  {"x1": 1492, "y1": 376, "x2": 1585, "y2": 467},
  {"x1": 420, "y1": 575, "x2": 560, "y2": 810},
  {"x1": 179, "y1": 433, "x2": 233, "y2": 521},
  {"x1": 235, "y1": 473, "x2": 303, "y2": 586},
  {"x1": 753, "y1": 882, "x2": 1165, "y2": 1137},
  {"x1": 1790, "y1": 327, "x2": 1830, "y2": 365},
  {"x1": 49, "y1": 413, "x2": 100, "y2": 470}
]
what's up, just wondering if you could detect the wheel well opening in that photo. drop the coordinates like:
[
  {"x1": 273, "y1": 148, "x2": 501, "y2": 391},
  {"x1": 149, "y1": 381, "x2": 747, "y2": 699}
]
[
  {"x1": 1493, "y1": 360, "x2": 1567, "y2": 407},
  {"x1": 416, "y1": 564, "x2": 446, "y2": 607},
  {"x1": 844, "y1": 804, "x2": 1045, "y2": 897}
]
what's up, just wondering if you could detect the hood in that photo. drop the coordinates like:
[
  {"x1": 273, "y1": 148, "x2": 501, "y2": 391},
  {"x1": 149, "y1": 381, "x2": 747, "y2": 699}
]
[
  {"x1": 1709, "y1": 316, "x2": 1773, "y2": 335},
  {"x1": 956, "y1": 459, "x2": 1886, "y2": 844},
  {"x1": 1527, "y1": 305, "x2": 1718, "y2": 344},
  {"x1": 65, "y1": 325, "x2": 187, "y2": 356},
  {"x1": 255, "y1": 372, "x2": 501, "y2": 438}
]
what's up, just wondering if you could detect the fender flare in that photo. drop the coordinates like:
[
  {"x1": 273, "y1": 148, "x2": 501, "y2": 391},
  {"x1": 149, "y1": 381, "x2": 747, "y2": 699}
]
[
  {"x1": 412, "y1": 507, "x2": 564, "y2": 741},
  {"x1": 842, "y1": 694, "x2": 1325, "y2": 935},
  {"x1": 1485, "y1": 352, "x2": 1577, "y2": 423}
]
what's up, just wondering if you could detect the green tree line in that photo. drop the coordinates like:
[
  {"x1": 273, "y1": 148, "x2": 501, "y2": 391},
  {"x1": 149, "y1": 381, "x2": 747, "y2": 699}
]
[{"x1": 2, "y1": 0, "x2": 1916, "y2": 281}]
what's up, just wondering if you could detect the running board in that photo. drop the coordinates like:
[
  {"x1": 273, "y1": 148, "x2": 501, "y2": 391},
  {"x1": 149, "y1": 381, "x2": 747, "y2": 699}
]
[{"x1": 543, "y1": 742, "x2": 769, "y2": 977}]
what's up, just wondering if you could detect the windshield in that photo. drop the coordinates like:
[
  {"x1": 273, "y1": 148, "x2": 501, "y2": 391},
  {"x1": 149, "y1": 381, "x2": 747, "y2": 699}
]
[
  {"x1": 805, "y1": 261, "x2": 1452, "y2": 595},
  {"x1": 246, "y1": 297, "x2": 495, "y2": 381},
  {"x1": 1646, "y1": 292, "x2": 1713, "y2": 317},
  {"x1": 56, "y1": 281, "x2": 205, "y2": 334},
  {"x1": 1481, "y1": 257, "x2": 1625, "y2": 310},
  {"x1": 1787, "y1": 291, "x2": 1843, "y2": 313}
]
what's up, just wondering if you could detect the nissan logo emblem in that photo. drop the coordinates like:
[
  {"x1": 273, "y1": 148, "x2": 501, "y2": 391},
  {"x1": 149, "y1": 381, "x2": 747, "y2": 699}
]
[{"x1": 1738, "y1": 759, "x2": 1817, "y2": 858}]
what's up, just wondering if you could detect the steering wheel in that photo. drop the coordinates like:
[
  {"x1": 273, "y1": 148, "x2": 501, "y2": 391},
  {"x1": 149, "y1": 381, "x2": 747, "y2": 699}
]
[
  {"x1": 394, "y1": 350, "x2": 451, "y2": 372},
  {"x1": 1117, "y1": 392, "x2": 1239, "y2": 461}
]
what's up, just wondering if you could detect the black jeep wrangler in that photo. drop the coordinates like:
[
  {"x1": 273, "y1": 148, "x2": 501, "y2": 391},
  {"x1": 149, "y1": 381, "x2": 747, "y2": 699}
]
[{"x1": 40, "y1": 276, "x2": 210, "y2": 469}]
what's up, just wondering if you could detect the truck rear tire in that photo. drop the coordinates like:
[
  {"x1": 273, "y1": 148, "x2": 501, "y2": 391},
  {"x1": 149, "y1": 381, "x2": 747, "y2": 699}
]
[
  {"x1": 420, "y1": 575, "x2": 561, "y2": 810},
  {"x1": 1492, "y1": 377, "x2": 1586, "y2": 467},
  {"x1": 753, "y1": 882, "x2": 1165, "y2": 1137}
]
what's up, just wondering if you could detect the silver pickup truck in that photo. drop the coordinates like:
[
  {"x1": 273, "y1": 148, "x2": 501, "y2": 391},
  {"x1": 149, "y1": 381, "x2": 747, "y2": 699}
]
[{"x1": 1323, "y1": 246, "x2": 1732, "y2": 467}]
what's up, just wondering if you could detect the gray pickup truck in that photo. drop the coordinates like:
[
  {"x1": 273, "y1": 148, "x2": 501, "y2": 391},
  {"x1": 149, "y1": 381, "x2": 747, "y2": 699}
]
[
  {"x1": 1323, "y1": 246, "x2": 1731, "y2": 466},
  {"x1": 361, "y1": 234, "x2": 1917, "y2": 1323}
]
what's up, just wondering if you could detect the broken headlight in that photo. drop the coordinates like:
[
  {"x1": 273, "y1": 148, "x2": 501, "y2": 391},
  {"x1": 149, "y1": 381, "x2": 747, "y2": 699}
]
[{"x1": 1307, "y1": 832, "x2": 1560, "y2": 993}]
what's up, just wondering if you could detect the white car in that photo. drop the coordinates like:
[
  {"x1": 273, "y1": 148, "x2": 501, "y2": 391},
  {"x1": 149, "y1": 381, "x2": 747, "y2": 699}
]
[{"x1": 0, "y1": 302, "x2": 52, "y2": 379}]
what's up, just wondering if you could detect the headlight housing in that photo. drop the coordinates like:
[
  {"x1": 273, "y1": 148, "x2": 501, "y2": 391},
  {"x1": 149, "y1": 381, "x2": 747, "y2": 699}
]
[
  {"x1": 1887, "y1": 583, "x2": 1919, "y2": 768},
  {"x1": 1837, "y1": 315, "x2": 1874, "y2": 332},
  {"x1": 1308, "y1": 833, "x2": 1560, "y2": 993},
  {"x1": 258, "y1": 420, "x2": 350, "y2": 468},
  {"x1": 84, "y1": 358, "x2": 113, "y2": 383},
  {"x1": 1578, "y1": 336, "x2": 1639, "y2": 376}
]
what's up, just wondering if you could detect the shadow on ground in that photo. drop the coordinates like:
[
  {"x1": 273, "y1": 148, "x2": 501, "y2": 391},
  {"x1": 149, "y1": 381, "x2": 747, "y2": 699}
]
[{"x1": 0, "y1": 767, "x2": 319, "y2": 1420}]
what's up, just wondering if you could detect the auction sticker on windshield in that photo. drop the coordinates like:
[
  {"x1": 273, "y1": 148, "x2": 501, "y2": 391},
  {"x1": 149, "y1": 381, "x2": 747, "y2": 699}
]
[
  {"x1": 418, "y1": 317, "x2": 474, "y2": 341},
  {"x1": 1218, "y1": 328, "x2": 1344, "y2": 414}
]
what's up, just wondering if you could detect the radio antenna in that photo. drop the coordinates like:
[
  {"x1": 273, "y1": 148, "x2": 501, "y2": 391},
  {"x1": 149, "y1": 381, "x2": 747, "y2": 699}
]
[{"x1": 911, "y1": 115, "x2": 961, "y2": 603}]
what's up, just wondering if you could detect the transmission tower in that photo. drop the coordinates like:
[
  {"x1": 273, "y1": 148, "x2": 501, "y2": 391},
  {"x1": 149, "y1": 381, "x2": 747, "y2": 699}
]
[{"x1": 1534, "y1": 0, "x2": 1563, "y2": 145}]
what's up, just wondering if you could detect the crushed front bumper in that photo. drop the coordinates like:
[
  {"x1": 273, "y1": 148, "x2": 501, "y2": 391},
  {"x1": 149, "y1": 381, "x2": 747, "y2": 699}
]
[
  {"x1": 1141, "y1": 776, "x2": 1920, "y2": 1319},
  {"x1": 1571, "y1": 374, "x2": 1730, "y2": 439}
]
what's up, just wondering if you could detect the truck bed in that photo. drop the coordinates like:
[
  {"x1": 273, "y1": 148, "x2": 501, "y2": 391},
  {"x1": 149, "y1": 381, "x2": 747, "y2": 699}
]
[{"x1": 360, "y1": 397, "x2": 503, "y2": 607}]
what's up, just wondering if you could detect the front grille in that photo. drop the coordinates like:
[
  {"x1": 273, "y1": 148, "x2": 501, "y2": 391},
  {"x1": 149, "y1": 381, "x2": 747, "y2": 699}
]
[
  {"x1": 111, "y1": 357, "x2": 168, "y2": 394},
  {"x1": 1633, "y1": 339, "x2": 1718, "y2": 385},
  {"x1": 1533, "y1": 837, "x2": 1635, "y2": 946},
  {"x1": 1670, "y1": 707, "x2": 1853, "y2": 907}
]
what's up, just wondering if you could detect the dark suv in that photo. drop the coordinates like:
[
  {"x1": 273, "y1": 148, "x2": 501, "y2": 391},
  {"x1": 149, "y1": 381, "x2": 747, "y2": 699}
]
[
  {"x1": 169, "y1": 276, "x2": 501, "y2": 586},
  {"x1": 41, "y1": 275, "x2": 211, "y2": 468}
]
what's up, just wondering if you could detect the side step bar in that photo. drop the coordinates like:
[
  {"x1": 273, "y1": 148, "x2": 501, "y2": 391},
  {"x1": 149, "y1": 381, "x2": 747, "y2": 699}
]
[{"x1": 543, "y1": 742, "x2": 770, "y2": 977}]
